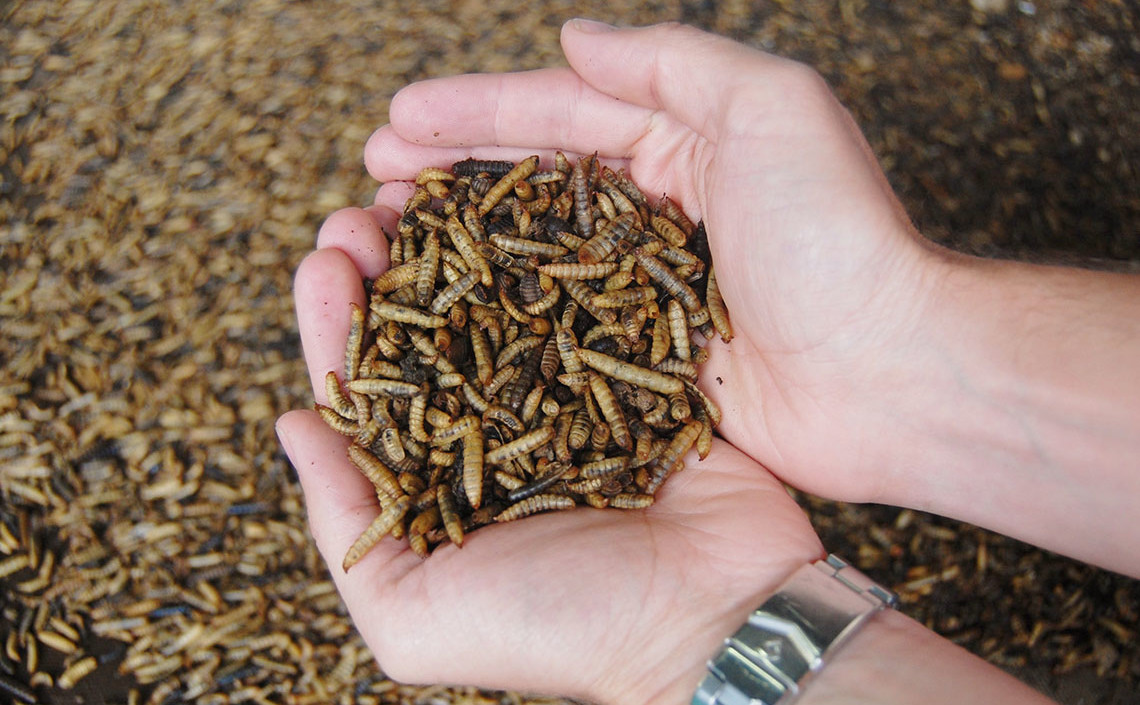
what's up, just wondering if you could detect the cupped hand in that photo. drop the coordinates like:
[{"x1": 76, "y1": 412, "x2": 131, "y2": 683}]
[
  {"x1": 276, "y1": 213, "x2": 823, "y2": 705},
  {"x1": 365, "y1": 20, "x2": 951, "y2": 504}
]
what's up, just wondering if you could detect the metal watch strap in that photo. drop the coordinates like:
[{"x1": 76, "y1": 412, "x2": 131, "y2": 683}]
[{"x1": 692, "y1": 554, "x2": 898, "y2": 705}]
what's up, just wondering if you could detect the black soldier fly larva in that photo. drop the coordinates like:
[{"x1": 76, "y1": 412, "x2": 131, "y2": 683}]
[{"x1": 314, "y1": 153, "x2": 731, "y2": 567}]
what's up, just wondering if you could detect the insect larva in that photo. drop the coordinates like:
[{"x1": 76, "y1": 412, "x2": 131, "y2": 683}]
[
  {"x1": 667, "y1": 299, "x2": 692, "y2": 362},
  {"x1": 24, "y1": 636, "x2": 38, "y2": 675},
  {"x1": 537, "y1": 261, "x2": 618, "y2": 280},
  {"x1": 694, "y1": 410, "x2": 714, "y2": 460},
  {"x1": 452, "y1": 158, "x2": 516, "y2": 179},
  {"x1": 668, "y1": 391, "x2": 692, "y2": 421},
  {"x1": 587, "y1": 374, "x2": 632, "y2": 451},
  {"x1": 345, "y1": 378, "x2": 422, "y2": 398},
  {"x1": 416, "y1": 167, "x2": 455, "y2": 184},
  {"x1": 413, "y1": 207, "x2": 447, "y2": 231},
  {"x1": 407, "y1": 392, "x2": 430, "y2": 444},
  {"x1": 569, "y1": 153, "x2": 596, "y2": 237},
  {"x1": 562, "y1": 278, "x2": 617, "y2": 325},
  {"x1": 483, "y1": 425, "x2": 555, "y2": 465},
  {"x1": 493, "y1": 470, "x2": 525, "y2": 493},
  {"x1": 553, "y1": 228, "x2": 588, "y2": 251},
  {"x1": 462, "y1": 431, "x2": 485, "y2": 509},
  {"x1": 577, "y1": 324, "x2": 624, "y2": 352},
  {"x1": 507, "y1": 462, "x2": 571, "y2": 503},
  {"x1": 686, "y1": 306, "x2": 711, "y2": 329},
  {"x1": 597, "y1": 173, "x2": 638, "y2": 216},
  {"x1": 428, "y1": 269, "x2": 479, "y2": 316},
  {"x1": 437, "y1": 485, "x2": 464, "y2": 547},
  {"x1": 0, "y1": 553, "x2": 29, "y2": 579},
  {"x1": 431, "y1": 414, "x2": 480, "y2": 447},
  {"x1": 494, "y1": 334, "x2": 545, "y2": 370},
  {"x1": 477, "y1": 156, "x2": 539, "y2": 216},
  {"x1": 574, "y1": 347, "x2": 684, "y2": 395},
  {"x1": 657, "y1": 419, "x2": 703, "y2": 477},
  {"x1": 407, "y1": 507, "x2": 441, "y2": 559},
  {"x1": 324, "y1": 371, "x2": 356, "y2": 420},
  {"x1": 483, "y1": 405, "x2": 525, "y2": 436},
  {"x1": 609, "y1": 493, "x2": 655, "y2": 509},
  {"x1": 344, "y1": 303, "x2": 365, "y2": 381},
  {"x1": 520, "y1": 384, "x2": 545, "y2": 426},
  {"x1": 591, "y1": 286, "x2": 657, "y2": 309},
  {"x1": 48, "y1": 617, "x2": 80, "y2": 643},
  {"x1": 634, "y1": 250, "x2": 700, "y2": 312},
  {"x1": 314, "y1": 404, "x2": 359, "y2": 437},
  {"x1": 551, "y1": 412, "x2": 574, "y2": 464},
  {"x1": 342, "y1": 495, "x2": 412, "y2": 571},
  {"x1": 37, "y1": 630, "x2": 76, "y2": 654},
  {"x1": 414, "y1": 230, "x2": 441, "y2": 309},
  {"x1": 493, "y1": 494, "x2": 576, "y2": 522},
  {"x1": 683, "y1": 379, "x2": 723, "y2": 427},
  {"x1": 521, "y1": 281, "x2": 560, "y2": 316},
  {"x1": 580, "y1": 456, "x2": 628, "y2": 479},
  {"x1": 577, "y1": 211, "x2": 638, "y2": 265},
  {"x1": 605, "y1": 166, "x2": 648, "y2": 208},
  {"x1": 706, "y1": 266, "x2": 733, "y2": 343},
  {"x1": 594, "y1": 191, "x2": 616, "y2": 221},
  {"x1": 57, "y1": 655, "x2": 98, "y2": 689},
  {"x1": 488, "y1": 234, "x2": 568, "y2": 260},
  {"x1": 659, "y1": 196, "x2": 696, "y2": 237},
  {"x1": 369, "y1": 300, "x2": 448, "y2": 329},
  {"x1": 378, "y1": 426, "x2": 405, "y2": 462},
  {"x1": 446, "y1": 214, "x2": 493, "y2": 287},
  {"x1": 347, "y1": 444, "x2": 404, "y2": 501},
  {"x1": 650, "y1": 214, "x2": 687, "y2": 247}
]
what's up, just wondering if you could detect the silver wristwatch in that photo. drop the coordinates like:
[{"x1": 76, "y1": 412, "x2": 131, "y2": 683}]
[{"x1": 692, "y1": 554, "x2": 897, "y2": 705}]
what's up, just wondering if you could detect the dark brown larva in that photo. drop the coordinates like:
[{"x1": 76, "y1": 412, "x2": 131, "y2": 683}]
[{"x1": 317, "y1": 154, "x2": 730, "y2": 563}]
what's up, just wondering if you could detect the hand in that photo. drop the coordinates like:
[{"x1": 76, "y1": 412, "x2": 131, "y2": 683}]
[
  {"x1": 363, "y1": 20, "x2": 949, "y2": 506},
  {"x1": 276, "y1": 217, "x2": 823, "y2": 704}
]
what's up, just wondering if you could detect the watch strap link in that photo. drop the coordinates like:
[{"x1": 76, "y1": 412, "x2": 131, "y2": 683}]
[{"x1": 693, "y1": 555, "x2": 897, "y2": 705}]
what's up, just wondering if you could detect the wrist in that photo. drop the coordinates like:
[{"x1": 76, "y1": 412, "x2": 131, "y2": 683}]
[
  {"x1": 874, "y1": 251, "x2": 1140, "y2": 574},
  {"x1": 594, "y1": 551, "x2": 822, "y2": 705}
]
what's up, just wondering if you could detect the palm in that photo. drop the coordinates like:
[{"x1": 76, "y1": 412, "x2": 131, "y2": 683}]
[
  {"x1": 277, "y1": 241, "x2": 821, "y2": 700},
  {"x1": 337, "y1": 439, "x2": 817, "y2": 700}
]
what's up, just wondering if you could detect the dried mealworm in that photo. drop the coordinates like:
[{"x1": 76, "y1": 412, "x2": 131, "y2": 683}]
[
  {"x1": 58, "y1": 656, "x2": 98, "y2": 689},
  {"x1": 343, "y1": 378, "x2": 420, "y2": 399},
  {"x1": 369, "y1": 300, "x2": 449, "y2": 329},
  {"x1": 345, "y1": 303, "x2": 365, "y2": 381},
  {"x1": 343, "y1": 496, "x2": 412, "y2": 571},
  {"x1": 635, "y1": 250, "x2": 700, "y2": 312},
  {"x1": 347, "y1": 444, "x2": 404, "y2": 502},
  {"x1": 574, "y1": 347, "x2": 684, "y2": 395},
  {"x1": 494, "y1": 494, "x2": 576, "y2": 522},
  {"x1": 483, "y1": 426, "x2": 555, "y2": 465},
  {"x1": 478, "y1": 156, "x2": 538, "y2": 216},
  {"x1": 706, "y1": 266, "x2": 733, "y2": 343},
  {"x1": 588, "y1": 373, "x2": 632, "y2": 451},
  {"x1": 462, "y1": 431, "x2": 485, "y2": 509}
]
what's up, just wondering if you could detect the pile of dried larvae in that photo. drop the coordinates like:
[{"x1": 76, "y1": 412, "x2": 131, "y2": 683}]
[{"x1": 315, "y1": 153, "x2": 733, "y2": 569}]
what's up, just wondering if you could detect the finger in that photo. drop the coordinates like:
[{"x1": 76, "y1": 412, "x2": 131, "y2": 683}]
[
  {"x1": 364, "y1": 204, "x2": 400, "y2": 241},
  {"x1": 294, "y1": 248, "x2": 367, "y2": 402},
  {"x1": 385, "y1": 67, "x2": 657, "y2": 157},
  {"x1": 373, "y1": 180, "x2": 417, "y2": 213},
  {"x1": 276, "y1": 410, "x2": 417, "y2": 582},
  {"x1": 560, "y1": 20, "x2": 807, "y2": 142},
  {"x1": 316, "y1": 207, "x2": 391, "y2": 279},
  {"x1": 365, "y1": 124, "x2": 605, "y2": 183}
]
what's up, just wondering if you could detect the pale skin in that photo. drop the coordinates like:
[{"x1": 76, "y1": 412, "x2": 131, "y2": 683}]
[{"x1": 276, "y1": 19, "x2": 1140, "y2": 705}]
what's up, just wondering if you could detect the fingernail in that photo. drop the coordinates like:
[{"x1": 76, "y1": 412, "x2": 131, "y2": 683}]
[
  {"x1": 275, "y1": 419, "x2": 295, "y2": 461},
  {"x1": 569, "y1": 18, "x2": 616, "y2": 34}
]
